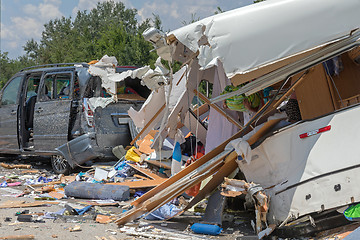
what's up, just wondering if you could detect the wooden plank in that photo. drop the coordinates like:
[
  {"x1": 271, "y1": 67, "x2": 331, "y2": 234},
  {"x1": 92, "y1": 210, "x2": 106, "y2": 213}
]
[
  {"x1": 176, "y1": 69, "x2": 187, "y2": 86},
  {"x1": 194, "y1": 89, "x2": 243, "y2": 130},
  {"x1": 116, "y1": 94, "x2": 145, "y2": 101},
  {"x1": 26, "y1": 181, "x2": 62, "y2": 187},
  {"x1": 48, "y1": 191, "x2": 65, "y2": 199},
  {"x1": 95, "y1": 214, "x2": 114, "y2": 224},
  {"x1": 329, "y1": 53, "x2": 360, "y2": 108},
  {"x1": 193, "y1": 103, "x2": 210, "y2": 116},
  {"x1": 130, "y1": 104, "x2": 165, "y2": 145},
  {"x1": 144, "y1": 159, "x2": 171, "y2": 170},
  {"x1": 107, "y1": 179, "x2": 166, "y2": 188},
  {"x1": 77, "y1": 201, "x2": 119, "y2": 206},
  {"x1": 21, "y1": 170, "x2": 40, "y2": 174},
  {"x1": 133, "y1": 174, "x2": 151, "y2": 180},
  {"x1": 247, "y1": 118, "x2": 285, "y2": 146},
  {"x1": 0, "y1": 201, "x2": 59, "y2": 209},
  {"x1": 0, "y1": 163, "x2": 31, "y2": 169},
  {"x1": 0, "y1": 235, "x2": 35, "y2": 240},
  {"x1": 128, "y1": 163, "x2": 166, "y2": 180},
  {"x1": 295, "y1": 64, "x2": 335, "y2": 119},
  {"x1": 183, "y1": 151, "x2": 238, "y2": 212}
]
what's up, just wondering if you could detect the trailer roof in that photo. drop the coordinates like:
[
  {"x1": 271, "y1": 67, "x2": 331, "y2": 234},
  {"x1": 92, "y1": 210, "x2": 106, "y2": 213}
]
[{"x1": 168, "y1": 0, "x2": 360, "y2": 87}]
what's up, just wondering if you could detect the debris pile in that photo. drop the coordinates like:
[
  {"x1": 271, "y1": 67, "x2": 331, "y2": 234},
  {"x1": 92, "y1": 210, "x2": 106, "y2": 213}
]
[{"x1": 2, "y1": 0, "x2": 360, "y2": 238}]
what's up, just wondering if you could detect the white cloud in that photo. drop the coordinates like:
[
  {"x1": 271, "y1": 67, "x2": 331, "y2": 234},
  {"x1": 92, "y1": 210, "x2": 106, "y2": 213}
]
[
  {"x1": 23, "y1": 1, "x2": 62, "y2": 21},
  {"x1": 38, "y1": 2, "x2": 63, "y2": 20},
  {"x1": 138, "y1": 0, "x2": 220, "y2": 31},
  {"x1": 0, "y1": 23, "x2": 18, "y2": 41},
  {"x1": 1, "y1": 0, "x2": 64, "y2": 57},
  {"x1": 11, "y1": 17, "x2": 43, "y2": 38},
  {"x1": 72, "y1": 0, "x2": 98, "y2": 15},
  {"x1": 23, "y1": 4, "x2": 39, "y2": 16}
]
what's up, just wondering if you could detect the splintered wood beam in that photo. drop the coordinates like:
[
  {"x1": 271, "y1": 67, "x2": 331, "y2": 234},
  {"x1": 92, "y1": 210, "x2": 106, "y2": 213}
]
[
  {"x1": 0, "y1": 201, "x2": 59, "y2": 209},
  {"x1": 130, "y1": 104, "x2": 166, "y2": 145},
  {"x1": 107, "y1": 179, "x2": 166, "y2": 188},
  {"x1": 183, "y1": 151, "x2": 238, "y2": 212},
  {"x1": 194, "y1": 89, "x2": 243, "y2": 130},
  {"x1": 0, "y1": 235, "x2": 35, "y2": 240},
  {"x1": 128, "y1": 163, "x2": 166, "y2": 181},
  {"x1": 144, "y1": 159, "x2": 171, "y2": 170}
]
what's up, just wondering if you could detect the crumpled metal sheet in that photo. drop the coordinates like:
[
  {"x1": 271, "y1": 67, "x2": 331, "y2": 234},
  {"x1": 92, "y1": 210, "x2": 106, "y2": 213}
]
[
  {"x1": 168, "y1": 0, "x2": 360, "y2": 79},
  {"x1": 56, "y1": 133, "x2": 98, "y2": 168}
]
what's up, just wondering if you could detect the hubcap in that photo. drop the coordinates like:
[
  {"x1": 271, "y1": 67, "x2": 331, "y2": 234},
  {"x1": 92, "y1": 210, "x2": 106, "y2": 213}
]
[{"x1": 53, "y1": 155, "x2": 67, "y2": 171}]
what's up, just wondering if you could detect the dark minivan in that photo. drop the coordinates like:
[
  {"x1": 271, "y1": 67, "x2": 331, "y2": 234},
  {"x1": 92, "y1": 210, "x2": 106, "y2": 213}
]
[{"x1": 0, "y1": 63, "x2": 149, "y2": 174}]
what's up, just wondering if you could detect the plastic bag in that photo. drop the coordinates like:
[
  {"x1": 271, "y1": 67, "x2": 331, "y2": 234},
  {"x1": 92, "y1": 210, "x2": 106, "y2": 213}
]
[{"x1": 144, "y1": 202, "x2": 181, "y2": 220}]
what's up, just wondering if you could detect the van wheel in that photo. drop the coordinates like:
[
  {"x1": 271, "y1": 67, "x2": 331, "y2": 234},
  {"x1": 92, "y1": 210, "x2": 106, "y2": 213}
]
[{"x1": 51, "y1": 155, "x2": 71, "y2": 175}]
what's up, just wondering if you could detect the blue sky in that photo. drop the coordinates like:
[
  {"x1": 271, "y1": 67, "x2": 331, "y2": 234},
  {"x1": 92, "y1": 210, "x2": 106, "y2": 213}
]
[{"x1": 1, "y1": 0, "x2": 254, "y2": 59}]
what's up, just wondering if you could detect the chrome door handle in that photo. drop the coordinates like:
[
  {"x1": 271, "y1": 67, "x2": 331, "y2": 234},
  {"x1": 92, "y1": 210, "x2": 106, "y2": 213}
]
[{"x1": 36, "y1": 108, "x2": 43, "y2": 113}]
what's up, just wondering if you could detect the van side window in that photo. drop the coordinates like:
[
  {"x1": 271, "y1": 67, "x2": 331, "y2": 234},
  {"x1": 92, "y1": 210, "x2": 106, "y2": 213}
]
[
  {"x1": 56, "y1": 74, "x2": 71, "y2": 99},
  {"x1": 26, "y1": 75, "x2": 41, "y2": 100},
  {"x1": 40, "y1": 75, "x2": 54, "y2": 101},
  {"x1": 1, "y1": 76, "x2": 22, "y2": 106},
  {"x1": 40, "y1": 73, "x2": 72, "y2": 101}
]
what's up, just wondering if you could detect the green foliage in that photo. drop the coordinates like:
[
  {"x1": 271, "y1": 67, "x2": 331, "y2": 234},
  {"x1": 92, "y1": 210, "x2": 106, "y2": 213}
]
[
  {"x1": 198, "y1": 80, "x2": 213, "y2": 98},
  {"x1": 152, "y1": 14, "x2": 163, "y2": 31},
  {"x1": 214, "y1": 7, "x2": 224, "y2": 14},
  {"x1": 23, "y1": 0, "x2": 159, "y2": 67},
  {"x1": 0, "y1": 52, "x2": 35, "y2": 89}
]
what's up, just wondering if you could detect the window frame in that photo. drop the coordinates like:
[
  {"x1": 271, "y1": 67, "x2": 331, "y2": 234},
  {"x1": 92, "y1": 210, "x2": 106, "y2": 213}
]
[{"x1": 39, "y1": 71, "x2": 74, "y2": 102}]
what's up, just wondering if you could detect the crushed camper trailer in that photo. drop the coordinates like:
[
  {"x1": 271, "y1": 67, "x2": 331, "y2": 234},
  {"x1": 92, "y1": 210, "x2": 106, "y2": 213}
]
[
  {"x1": 2, "y1": 0, "x2": 360, "y2": 239},
  {"x1": 114, "y1": 0, "x2": 360, "y2": 238}
]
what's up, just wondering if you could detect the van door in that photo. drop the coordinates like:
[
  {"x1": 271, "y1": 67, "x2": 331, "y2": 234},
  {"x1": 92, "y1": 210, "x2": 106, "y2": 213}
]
[
  {"x1": 0, "y1": 76, "x2": 23, "y2": 152},
  {"x1": 33, "y1": 72, "x2": 73, "y2": 153}
]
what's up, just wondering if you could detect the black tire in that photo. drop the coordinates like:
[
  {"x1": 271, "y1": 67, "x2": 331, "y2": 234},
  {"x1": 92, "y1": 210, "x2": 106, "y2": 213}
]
[{"x1": 51, "y1": 155, "x2": 71, "y2": 175}]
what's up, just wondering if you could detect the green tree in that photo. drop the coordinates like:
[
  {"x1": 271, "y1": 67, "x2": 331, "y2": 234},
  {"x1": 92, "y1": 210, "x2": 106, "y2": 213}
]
[
  {"x1": 152, "y1": 14, "x2": 162, "y2": 31},
  {"x1": 23, "y1": 0, "x2": 159, "y2": 67},
  {"x1": 0, "y1": 52, "x2": 35, "y2": 88}
]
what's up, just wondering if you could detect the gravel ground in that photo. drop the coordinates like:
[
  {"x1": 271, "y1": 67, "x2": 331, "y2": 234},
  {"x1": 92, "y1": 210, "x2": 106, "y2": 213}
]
[
  {"x1": 1, "y1": 156, "x2": 357, "y2": 240},
  {"x1": 0, "y1": 157, "x2": 258, "y2": 240}
]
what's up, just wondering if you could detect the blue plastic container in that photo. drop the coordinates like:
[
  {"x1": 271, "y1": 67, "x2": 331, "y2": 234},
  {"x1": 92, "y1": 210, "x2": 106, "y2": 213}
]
[{"x1": 191, "y1": 223, "x2": 222, "y2": 235}]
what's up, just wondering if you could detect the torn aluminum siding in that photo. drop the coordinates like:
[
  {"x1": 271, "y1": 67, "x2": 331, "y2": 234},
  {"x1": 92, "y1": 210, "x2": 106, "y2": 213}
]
[{"x1": 168, "y1": 0, "x2": 360, "y2": 81}]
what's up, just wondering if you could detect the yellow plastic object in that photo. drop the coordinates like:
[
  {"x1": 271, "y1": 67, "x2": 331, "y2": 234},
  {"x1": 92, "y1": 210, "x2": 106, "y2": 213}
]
[
  {"x1": 88, "y1": 60, "x2": 99, "y2": 65},
  {"x1": 125, "y1": 146, "x2": 141, "y2": 162}
]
